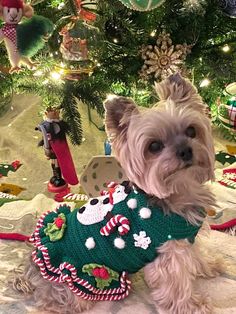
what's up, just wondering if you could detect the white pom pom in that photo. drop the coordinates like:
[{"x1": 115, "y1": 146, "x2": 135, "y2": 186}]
[
  {"x1": 127, "y1": 198, "x2": 137, "y2": 209},
  {"x1": 114, "y1": 237, "x2": 125, "y2": 249},
  {"x1": 139, "y1": 207, "x2": 152, "y2": 219},
  {"x1": 85, "y1": 237, "x2": 96, "y2": 250}
]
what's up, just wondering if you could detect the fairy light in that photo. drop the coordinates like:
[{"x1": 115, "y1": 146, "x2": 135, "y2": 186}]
[
  {"x1": 222, "y1": 45, "x2": 230, "y2": 52},
  {"x1": 150, "y1": 30, "x2": 156, "y2": 37},
  {"x1": 50, "y1": 71, "x2": 61, "y2": 80},
  {"x1": 113, "y1": 38, "x2": 118, "y2": 43},
  {"x1": 200, "y1": 78, "x2": 211, "y2": 87},
  {"x1": 33, "y1": 70, "x2": 43, "y2": 76}
]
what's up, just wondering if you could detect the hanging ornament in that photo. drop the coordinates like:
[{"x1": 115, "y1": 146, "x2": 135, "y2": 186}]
[
  {"x1": 182, "y1": 0, "x2": 206, "y2": 15},
  {"x1": 218, "y1": 82, "x2": 236, "y2": 133},
  {"x1": 118, "y1": 0, "x2": 165, "y2": 11},
  {"x1": 59, "y1": 0, "x2": 98, "y2": 61},
  {"x1": 140, "y1": 31, "x2": 192, "y2": 81},
  {"x1": 59, "y1": 20, "x2": 97, "y2": 61},
  {"x1": 219, "y1": 0, "x2": 236, "y2": 18}
]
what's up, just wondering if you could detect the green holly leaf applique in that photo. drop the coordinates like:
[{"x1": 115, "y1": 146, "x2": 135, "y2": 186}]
[
  {"x1": 44, "y1": 213, "x2": 67, "y2": 242},
  {"x1": 82, "y1": 263, "x2": 119, "y2": 290}
]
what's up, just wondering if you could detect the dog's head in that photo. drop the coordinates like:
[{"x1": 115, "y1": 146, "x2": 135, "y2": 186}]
[{"x1": 104, "y1": 74, "x2": 215, "y2": 199}]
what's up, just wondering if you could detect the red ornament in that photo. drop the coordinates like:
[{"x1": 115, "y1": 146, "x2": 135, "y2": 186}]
[
  {"x1": 92, "y1": 267, "x2": 110, "y2": 280},
  {"x1": 54, "y1": 217, "x2": 64, "y2": 228}
]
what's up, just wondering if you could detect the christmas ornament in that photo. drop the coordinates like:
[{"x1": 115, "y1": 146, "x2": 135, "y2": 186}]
[
  {"x1": 219, "y1": 0, "x2": 236, "y2": 18},
  {"x1": 59, "y1": 0, "x2": 97, "y2": 62},
  {"x1": 36, "y1": 108, "x2": 79, "y2": 193},
  {"x1": 118, "y1": 0, "x2": 165, "y2": 11},
  {"x1": 0, "y1": 0, "x2": 54, "y2": 73},
  {"x1": 218, "y1": 82, "x2": 236, "y2": 132},
  {"x1": 140, "y1": 31, "x2": 191, "y2": 80},
  {"x1": 182, "y1": 0, "x2": 206, "y2": 14},
  {"x1": 0, "y1": 71, "x2": 13, "y2": 117},
  {"x1": 59, "y1": 22, "x2": 89, "y2": 62}
]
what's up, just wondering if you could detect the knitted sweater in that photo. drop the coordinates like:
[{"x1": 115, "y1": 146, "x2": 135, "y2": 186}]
[{"x1": 30, "y1": 183, "x2": 204, "y2": 301}]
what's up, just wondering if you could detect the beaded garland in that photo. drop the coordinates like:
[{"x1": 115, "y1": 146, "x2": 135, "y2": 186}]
[{"x1": 30, "y1": 183, "x2": 204, "y2": 301}]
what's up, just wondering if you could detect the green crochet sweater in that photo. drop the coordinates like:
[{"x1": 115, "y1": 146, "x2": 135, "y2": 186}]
[{"x1": 30, "y1": 184, "x2": 204, "y2": 301}]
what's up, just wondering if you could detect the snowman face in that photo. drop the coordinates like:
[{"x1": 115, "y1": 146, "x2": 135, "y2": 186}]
[{"x1": 77, "y1": 195, "x2": 113, "y2": 225}]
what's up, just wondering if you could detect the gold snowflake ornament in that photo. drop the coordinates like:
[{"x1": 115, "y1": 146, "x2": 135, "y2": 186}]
[{"x1": 140, "y1": 31, "x2": 192, "y2": 80}]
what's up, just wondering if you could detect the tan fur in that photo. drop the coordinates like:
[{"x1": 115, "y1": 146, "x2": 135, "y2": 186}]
[{"x1": 17, "y1": 74, "x2": 221, "y2": 313}]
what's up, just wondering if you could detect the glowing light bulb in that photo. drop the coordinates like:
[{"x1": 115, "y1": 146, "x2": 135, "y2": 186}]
[
  {"x1": 200, "y1": 78, "x2": 210, "y2": 88},
  {"x1": 222, "y1": 45, "x2": 230, "y2": 52},
  {"x1": 150, "y1": 30, "x2": 156, "y2": 37},
  {"x1": 34, "y1": 70, "x2": 43, "y2": 76},
  {"x1": 113, "y1": 38, "x2": 118, "y2": 43},
  {"x1": 50, "y1": 71, "x2": 61, "y2": 80}
]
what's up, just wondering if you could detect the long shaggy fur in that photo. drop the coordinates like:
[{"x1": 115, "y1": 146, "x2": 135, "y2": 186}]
[{"x1": 18, "y1": 74, "x2": 221, "y2": 314}]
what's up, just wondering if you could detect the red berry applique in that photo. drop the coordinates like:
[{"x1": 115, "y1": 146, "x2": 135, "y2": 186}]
[{"x1": 82, "y1": 263, "x2": 119, "y2": 289}]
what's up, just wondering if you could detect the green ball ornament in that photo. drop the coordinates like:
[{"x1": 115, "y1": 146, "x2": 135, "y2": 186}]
[{"x1": 118, "y1": 0, "x2": 165, "y2": 11}]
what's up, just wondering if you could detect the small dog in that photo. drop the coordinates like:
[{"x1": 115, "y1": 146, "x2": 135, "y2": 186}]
[{"x1": 19, "y1": 74, "x2": 221, "y2": 314}]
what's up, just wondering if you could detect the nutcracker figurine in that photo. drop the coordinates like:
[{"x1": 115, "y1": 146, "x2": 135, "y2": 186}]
[{"x1": 36, "y1": 108, "x2": 79, "y2": 193}]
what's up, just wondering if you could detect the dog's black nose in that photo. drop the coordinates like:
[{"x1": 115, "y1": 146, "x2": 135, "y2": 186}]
[
  {"x1": 176, "y1": 146, "x2": 193, "y2": 162},
  {"x1": 90, "y1": 198, "x2": 99, "y2": 205}
]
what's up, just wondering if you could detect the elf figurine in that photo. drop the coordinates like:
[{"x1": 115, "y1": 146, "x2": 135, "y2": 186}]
[{"x1": 36, "y1": 108, "x2": 79, "y2": 193}]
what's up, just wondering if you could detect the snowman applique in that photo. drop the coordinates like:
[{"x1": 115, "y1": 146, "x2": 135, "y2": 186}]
[{"x1": 76, "y1": 181, "x2": 131, "y2": 226}]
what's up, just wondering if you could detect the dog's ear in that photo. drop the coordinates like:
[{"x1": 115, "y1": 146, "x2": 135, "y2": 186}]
[
  {"x1": 23, "y1": 4, "x2": 34, "y2": 18},
  {"x1": 104, "y1": 96, "x2": 139, "y2": 139},
  {"x1": 155, "y1": 73, "x2": 206, "y2": 113}
]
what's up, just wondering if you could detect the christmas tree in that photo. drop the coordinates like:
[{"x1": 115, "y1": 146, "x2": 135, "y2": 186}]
[{"x1": 0, "y1": 0, "x2": 236, "y2": 144}]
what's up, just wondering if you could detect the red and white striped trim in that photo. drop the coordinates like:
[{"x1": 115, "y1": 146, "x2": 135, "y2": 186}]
[
  {"x1": 100, "y1": 214, "x2": 130, "y2": 236},
  {"x1": 30, "y1": 206, "x2": 131, "y2": 301}
]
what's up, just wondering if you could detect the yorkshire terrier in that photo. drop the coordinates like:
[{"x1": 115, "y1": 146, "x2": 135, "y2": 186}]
[{"x1": 18, "y1": 74, "x2": 221, "y2": 314}]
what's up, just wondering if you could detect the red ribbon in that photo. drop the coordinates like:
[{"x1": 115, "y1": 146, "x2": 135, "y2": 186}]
[{"x1": 76, "y1": 0, "x2": 96, "y2": 21}]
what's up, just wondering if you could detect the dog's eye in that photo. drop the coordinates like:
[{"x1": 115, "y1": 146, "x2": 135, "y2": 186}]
[
  {"x1": 148, "y1": 141, "x2": 164, "y2": 154},
  {"x1": 185, "y1": 126, "x2": 196, "y2": 138}
]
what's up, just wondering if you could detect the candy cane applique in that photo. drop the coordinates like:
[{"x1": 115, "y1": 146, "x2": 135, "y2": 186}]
[{"x1": 100, "y1": 214, "x2": 130, "y2": 236}]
